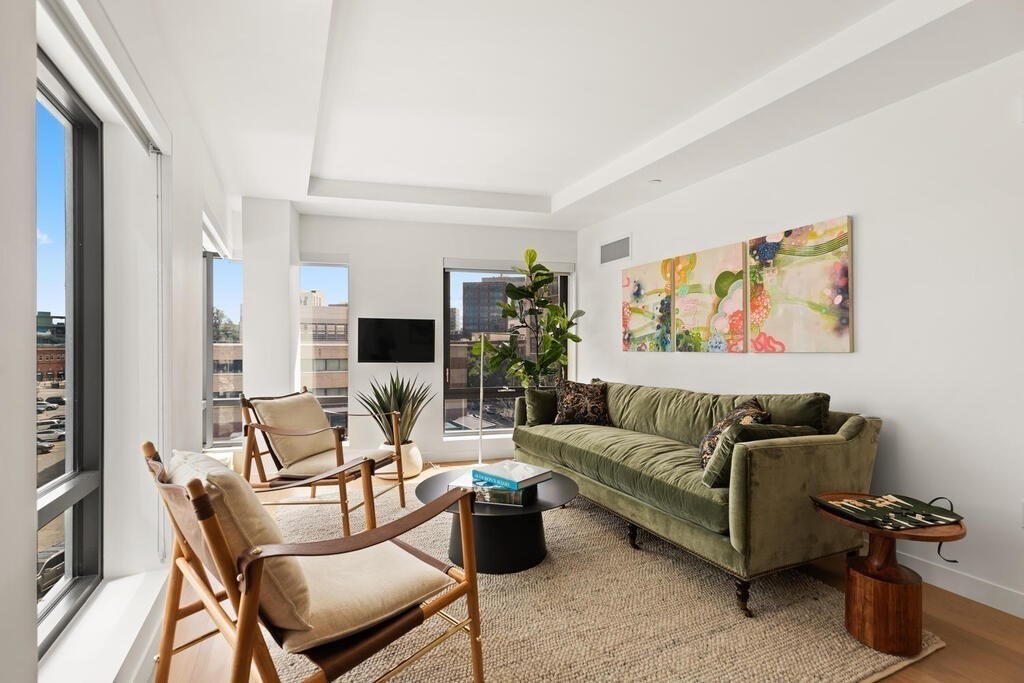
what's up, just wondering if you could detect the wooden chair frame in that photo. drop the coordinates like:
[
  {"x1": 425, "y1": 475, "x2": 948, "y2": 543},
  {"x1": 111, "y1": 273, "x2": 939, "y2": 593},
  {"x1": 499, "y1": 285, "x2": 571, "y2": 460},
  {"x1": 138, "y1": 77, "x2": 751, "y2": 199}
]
[
  {"x1": 144, "y1": 442, "x2": 484, "y2": 683},
  {"x1": 240, "y1": 388, "x2": 406, "y2": 535}
]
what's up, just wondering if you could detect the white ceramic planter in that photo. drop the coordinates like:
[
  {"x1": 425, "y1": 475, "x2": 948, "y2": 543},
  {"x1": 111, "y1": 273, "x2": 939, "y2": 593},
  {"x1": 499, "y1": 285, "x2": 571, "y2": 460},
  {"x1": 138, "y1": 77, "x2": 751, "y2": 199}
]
[{"x1": 376, "y1": 441, "x2": 423, "y2": 479}]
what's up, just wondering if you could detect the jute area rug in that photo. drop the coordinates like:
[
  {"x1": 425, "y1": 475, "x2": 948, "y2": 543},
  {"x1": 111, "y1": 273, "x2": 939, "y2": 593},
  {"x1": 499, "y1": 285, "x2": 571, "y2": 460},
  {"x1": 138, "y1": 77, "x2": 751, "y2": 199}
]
[{"x1": 268, "y1": 469, "x2": 942, "y2": 682}]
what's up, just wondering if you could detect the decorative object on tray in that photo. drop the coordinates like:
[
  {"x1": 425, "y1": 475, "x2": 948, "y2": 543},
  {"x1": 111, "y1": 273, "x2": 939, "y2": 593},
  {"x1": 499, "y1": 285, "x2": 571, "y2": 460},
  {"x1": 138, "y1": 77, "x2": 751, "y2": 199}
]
[
  {"x1": 747, "y1": 215, "x2": 852, "y2": 353},
  {"x1": 446, "y1": 472, "x2": 538, "y2": 507},
  {"x1": 355, "y1": 370, "x2": 435, "y2": 478},
  {"x1": 472, "y1": 459, "x2": 551, "y2": 490},
  {"x1": 672, "y1": 242, "x2": 746, "y2": 353},
  {"x1": 810, "y1": 493, "x2": 963, "y2": 531}
]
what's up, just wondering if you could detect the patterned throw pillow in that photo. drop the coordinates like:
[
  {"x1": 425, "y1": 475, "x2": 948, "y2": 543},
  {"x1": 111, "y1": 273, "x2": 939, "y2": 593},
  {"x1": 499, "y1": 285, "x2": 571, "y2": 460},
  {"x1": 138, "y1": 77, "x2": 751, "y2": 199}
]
[
  {"x1": 554, "y1": 379, "x2": 611, "y2": 426},
  {"x1": 699, "y1": 399, "x2": 771, "y2": 468}
]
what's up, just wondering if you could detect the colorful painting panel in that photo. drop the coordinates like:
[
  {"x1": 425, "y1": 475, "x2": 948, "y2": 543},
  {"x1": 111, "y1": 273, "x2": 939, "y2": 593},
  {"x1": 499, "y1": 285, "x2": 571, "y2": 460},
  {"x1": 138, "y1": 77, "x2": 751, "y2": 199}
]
[
  {"x1": 672, "y1": 243, "x2": 745, "y2": 353},
  {"x1": 621, "y1": 259, "x2": 673, "y2": 352},
  {"x1": 747, "y1": 216, "x2": 852, "y2": 353}
]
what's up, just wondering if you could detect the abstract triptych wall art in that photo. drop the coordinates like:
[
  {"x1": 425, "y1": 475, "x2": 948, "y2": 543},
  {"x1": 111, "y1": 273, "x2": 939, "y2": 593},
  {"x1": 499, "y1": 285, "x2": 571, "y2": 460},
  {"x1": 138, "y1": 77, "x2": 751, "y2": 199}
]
[
  {"x1": 747, "y1": 216, "x2": 852, "y2": 353},
  {"x1": 622, "y1": 259, "x2": 673, "y2": 352},
  {"x1": 621, "y1": 216, "x2": 852, "y2": 354},
  {"x1": 672, "y1": 243, "x2": 745, "y2": 353}
]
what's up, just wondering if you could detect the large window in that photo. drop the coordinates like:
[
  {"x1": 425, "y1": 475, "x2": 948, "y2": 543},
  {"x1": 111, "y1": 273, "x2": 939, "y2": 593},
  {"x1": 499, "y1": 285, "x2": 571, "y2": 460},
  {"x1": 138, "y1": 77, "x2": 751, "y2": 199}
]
[
  {"x1": 443, "y1": 269, "x2": 568, "y2": 433},
  {"x1": 300, "y1": 265, "x2": 349, "y2": 431},
  {"x1": 35, "y1": 52, "x2": 103, "y2": 654},
  {"x1": 204, "y1": 255, "x2": 244, "y2": 445}
]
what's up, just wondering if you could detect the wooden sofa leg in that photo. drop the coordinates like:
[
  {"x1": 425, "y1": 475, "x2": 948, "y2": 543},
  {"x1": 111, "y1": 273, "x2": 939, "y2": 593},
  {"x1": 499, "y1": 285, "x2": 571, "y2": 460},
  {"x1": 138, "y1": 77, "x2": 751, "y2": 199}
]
[
  {"x1": 735, "y1": 579, "x2": 753, "y2": 618},
  {"x1": 627, "y1": 522, "x2": 639, "y2": 549}
]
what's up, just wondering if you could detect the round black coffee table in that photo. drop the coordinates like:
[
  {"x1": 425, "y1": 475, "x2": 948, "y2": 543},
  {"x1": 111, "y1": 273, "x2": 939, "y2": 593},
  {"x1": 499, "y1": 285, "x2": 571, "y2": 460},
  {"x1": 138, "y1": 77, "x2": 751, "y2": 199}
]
[{"x1": 415, "y1": 468, "x2": 578, "y2": 574}]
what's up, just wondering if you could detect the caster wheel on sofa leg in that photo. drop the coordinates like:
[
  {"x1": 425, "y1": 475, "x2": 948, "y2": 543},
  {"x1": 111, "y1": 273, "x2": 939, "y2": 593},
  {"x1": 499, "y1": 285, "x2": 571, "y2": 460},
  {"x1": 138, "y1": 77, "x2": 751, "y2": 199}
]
[
  {"x1": 735, "y1": 579, "x2": 753, "y2": 617},
  {"x1": 627, "y1": 523, "x2": 640, "y2": 549}
]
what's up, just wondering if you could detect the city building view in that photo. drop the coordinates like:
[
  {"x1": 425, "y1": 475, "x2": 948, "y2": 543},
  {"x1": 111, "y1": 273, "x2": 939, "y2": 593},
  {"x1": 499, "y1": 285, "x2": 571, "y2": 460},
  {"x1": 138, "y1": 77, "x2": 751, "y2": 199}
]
[
  {"x1": 444, "y1": 272, "x2": 563, "y2": 432},
  {"x1": 208, "y1": 262, "x2": 349, "y2": 444}
]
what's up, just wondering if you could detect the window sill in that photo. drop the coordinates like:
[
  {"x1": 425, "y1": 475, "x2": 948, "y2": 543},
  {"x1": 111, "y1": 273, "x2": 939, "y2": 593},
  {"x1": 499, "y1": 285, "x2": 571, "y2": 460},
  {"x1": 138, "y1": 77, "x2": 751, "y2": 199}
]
[
  {"x1": 442, "y1": 432, "x2": 513, "y2": 442},
  {"x1": 38, "y1": 569, "x2": 166, "y2": 683}
]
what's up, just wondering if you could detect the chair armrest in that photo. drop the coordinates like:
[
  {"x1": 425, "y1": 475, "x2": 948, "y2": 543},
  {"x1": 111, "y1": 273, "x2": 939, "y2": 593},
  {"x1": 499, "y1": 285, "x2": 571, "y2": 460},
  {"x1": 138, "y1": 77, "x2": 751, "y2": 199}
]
[
  {"x1": 252, "y1": 457, "x2": 369, "y2": 493},
  {"x1": 237, "y1": 488, "x2": 473, "y2": 590},
  {"x1": 728, "y1": 417, "x2": 881, "y2": 575},
  {"x1": 244, "y1": 423, "x2": 346, "y2": 439}
]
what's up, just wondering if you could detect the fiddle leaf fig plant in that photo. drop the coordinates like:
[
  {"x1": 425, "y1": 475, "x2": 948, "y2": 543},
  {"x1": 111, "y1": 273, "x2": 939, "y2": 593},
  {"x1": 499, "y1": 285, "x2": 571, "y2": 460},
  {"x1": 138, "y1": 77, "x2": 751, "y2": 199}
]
[{"x1": 472, "y1": 249, "x2": 584, "y2": 388}]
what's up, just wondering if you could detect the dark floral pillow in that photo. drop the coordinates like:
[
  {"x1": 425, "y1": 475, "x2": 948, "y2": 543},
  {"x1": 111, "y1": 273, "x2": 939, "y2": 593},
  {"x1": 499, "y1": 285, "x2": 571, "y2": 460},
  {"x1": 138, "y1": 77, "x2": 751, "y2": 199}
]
[
  {"x1": 699, "y1": 399, "x2": 771, "y2": 468},
  {"x1": 554, "y1": 379, "x2": 611, "y2": 426}
]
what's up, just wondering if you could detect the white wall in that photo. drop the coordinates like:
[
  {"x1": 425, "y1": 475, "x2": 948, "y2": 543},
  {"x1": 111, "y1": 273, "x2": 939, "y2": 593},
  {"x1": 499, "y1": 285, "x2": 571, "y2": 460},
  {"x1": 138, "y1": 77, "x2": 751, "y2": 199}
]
[
  {"x1": 242, "y1": 198, "x2": 300, "y2": 396},
  {"x1": 0, "y1": 0, "x2": 43, "y2": 678},
  {"x1": 575, "y1": 52, "x2": 1024, "y2": 616},
  {"x1": 300, "y1": 216, "x2": 576, "y2": 461}
]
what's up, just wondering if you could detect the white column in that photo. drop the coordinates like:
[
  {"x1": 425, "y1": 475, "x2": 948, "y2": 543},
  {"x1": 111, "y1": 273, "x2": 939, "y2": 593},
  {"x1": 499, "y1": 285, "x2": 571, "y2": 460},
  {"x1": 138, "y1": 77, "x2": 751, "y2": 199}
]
[
  {"x1": 241, "y1": 198, "x2": 300, "y2": 396},
  {"x1": 0, "y1": 0, "x2": 41, "y2": 678}
]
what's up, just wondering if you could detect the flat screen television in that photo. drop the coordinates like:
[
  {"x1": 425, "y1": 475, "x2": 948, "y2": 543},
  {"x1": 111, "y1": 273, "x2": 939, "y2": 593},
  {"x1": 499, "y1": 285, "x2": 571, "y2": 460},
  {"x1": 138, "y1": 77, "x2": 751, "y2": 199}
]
[{"x1": 358, "y1": 318, "x2": 435, "y2": 363}]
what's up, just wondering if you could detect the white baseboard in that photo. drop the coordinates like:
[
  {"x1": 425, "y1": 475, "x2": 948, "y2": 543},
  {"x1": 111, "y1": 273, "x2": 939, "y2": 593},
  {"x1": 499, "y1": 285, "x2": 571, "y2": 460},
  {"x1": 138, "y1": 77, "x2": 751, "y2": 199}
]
[{"x1": 897, "y1": 550, "x2": 1024, "y2": 619}]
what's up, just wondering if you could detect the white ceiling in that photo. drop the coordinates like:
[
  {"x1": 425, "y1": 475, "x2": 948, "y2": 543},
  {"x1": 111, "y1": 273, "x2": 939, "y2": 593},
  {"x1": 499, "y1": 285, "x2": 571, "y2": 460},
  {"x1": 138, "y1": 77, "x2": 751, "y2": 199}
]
[
  {"x1": 311, "y1": 0, "x2": 890, "y2": 196},
  {"x1": 153, "y1": 0, "x2": 1024, "y2": 231}
]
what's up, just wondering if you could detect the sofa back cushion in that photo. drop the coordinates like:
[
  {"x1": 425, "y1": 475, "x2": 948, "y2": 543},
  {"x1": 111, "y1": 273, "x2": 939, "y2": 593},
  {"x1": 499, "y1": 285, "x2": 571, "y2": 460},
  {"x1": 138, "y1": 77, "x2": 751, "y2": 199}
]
[{"x1": 602, "y1": 381, "x2": 830, "y2": 445}]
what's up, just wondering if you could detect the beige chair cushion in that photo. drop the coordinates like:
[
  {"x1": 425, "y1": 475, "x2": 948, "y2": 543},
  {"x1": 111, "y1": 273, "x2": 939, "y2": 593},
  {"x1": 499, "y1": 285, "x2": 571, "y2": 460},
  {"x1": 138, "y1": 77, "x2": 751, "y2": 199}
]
[
  {"x1": 277, "y1": 447, "x2": 395, "y2": 479},
  {"x1": 250, "y1": 393, "x2": 336, "y2": 467},
  {"x1": 168, "y1": 451, "x2": 312, "y2": 631},
  {"x1": 282, "y1": 541, "x2": 455, "y2": 653}
]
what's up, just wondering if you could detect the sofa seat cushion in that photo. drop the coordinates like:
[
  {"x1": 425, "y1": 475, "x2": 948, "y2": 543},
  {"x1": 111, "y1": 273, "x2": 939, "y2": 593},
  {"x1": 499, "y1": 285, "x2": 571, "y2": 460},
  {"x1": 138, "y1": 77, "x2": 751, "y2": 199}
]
[
  {"x1": 282, "y1": 541, "x2": 455, "y2": 653},
  {"x1": 514, "y1": 425, "x2": 729, "y2": 533},
  {"x1": 276, "y1": 447, "x2": 394, "y2": 479}
]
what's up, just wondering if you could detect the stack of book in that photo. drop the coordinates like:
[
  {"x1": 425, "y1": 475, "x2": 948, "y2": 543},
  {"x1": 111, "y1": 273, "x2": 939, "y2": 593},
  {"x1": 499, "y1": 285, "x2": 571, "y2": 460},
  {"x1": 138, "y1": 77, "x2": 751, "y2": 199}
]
[{"x1": 447, "y1": 460, "x2": 552, "y2": 507}]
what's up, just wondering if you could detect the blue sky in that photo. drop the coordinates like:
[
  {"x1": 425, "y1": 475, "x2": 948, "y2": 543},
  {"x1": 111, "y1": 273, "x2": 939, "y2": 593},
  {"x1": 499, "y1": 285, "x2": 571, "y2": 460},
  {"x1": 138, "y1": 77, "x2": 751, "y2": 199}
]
[
  {"x1": 36, "y1": 101, "x2": 68, "y2": 317},
  {"x1": 213, "y1": 261, "x2": 349, "y2": 326},
  {"x1": 37, "y1": 98, "x2": 351, "y2": 326}
]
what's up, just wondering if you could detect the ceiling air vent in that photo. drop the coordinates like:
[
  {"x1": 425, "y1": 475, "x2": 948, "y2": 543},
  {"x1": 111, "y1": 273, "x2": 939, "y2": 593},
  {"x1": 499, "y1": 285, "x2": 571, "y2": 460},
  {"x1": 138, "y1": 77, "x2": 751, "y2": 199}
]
[{"x1": 600, "y1": 236, "x2": 630, "y2": 264}]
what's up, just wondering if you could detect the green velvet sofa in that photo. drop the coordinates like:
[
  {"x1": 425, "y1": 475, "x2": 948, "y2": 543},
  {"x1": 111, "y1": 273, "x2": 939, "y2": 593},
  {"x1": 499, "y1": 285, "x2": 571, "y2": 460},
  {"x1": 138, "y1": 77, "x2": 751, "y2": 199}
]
[{"x1": 512, "y1": 381, "x2": 881, "y2": 615}]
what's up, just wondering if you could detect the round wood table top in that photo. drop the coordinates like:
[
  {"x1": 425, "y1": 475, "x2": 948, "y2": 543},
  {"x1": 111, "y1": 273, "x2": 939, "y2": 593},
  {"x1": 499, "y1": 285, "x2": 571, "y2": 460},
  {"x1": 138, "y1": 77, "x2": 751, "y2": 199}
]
[{"x1": 813, "y1": 492, "x2": 967, "y2": 543}]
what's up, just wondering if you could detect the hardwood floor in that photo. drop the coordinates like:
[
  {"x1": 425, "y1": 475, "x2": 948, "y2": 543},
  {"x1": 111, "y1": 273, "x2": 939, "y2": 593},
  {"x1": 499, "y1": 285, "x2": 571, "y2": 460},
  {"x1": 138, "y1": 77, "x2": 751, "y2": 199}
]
[{"x1": 163, "y1": 469, "x2": 1024, "y2": 682}]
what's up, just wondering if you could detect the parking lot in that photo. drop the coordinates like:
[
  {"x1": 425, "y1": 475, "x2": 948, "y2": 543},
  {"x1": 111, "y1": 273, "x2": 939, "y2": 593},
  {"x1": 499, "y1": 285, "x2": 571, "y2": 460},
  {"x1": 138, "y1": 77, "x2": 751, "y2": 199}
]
[{"x1": 36, "y1": 382, "x2": 67, "y2": 600}]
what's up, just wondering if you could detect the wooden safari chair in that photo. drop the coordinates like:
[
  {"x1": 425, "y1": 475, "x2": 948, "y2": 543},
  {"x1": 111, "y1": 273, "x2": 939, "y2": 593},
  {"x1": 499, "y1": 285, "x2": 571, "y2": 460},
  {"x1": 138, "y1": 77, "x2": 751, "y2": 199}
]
[
  {"x1": 144, "y1": 442, "x2": 484, "y2": 683},
  {"x1": 240, "y1": 388, "x2": 406, "y2": 535}
]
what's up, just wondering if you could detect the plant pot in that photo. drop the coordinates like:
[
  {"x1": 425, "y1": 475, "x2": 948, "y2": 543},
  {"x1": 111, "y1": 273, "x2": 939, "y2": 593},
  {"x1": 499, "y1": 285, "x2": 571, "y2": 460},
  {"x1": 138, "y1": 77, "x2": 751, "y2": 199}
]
[{"x1": 375, "y1": 441, "x2": 423, "y2": 479}]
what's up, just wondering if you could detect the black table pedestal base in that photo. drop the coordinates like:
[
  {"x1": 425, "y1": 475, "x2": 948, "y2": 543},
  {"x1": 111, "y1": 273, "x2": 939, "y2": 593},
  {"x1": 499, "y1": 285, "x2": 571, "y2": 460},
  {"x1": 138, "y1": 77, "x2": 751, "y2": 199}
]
[{"x1": 448, "y1": 510, "x2": 546, "y2": 574}]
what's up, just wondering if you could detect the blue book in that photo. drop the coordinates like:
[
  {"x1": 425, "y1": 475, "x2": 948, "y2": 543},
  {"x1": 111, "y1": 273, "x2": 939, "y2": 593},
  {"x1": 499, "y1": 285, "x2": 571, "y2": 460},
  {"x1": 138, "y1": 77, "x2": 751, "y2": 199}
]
[{"x1": 471, "y1": 460, "x2": 551, "y2": 491}]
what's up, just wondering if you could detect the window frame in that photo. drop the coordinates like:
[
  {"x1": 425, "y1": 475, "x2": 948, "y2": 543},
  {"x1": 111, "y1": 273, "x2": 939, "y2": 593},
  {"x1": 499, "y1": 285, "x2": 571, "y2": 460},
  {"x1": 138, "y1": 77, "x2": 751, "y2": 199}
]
[
  {"x1": 203, "y1": 252, "x2": 246, "y2": 447},
  {"x1": 442, "y1": 268, "x2": 569, "y2": 434},
  {"x1": 35, "y1": 49, "x2": 104, "y2": 657},
  {"x1": 298, "y1": 263, "x2": 350, "y2": 430}
]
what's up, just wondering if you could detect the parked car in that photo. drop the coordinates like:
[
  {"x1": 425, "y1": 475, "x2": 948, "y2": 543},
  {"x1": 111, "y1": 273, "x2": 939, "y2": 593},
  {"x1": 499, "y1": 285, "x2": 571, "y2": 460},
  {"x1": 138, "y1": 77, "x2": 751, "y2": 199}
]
[
  {"x1": 36, "y1": 403, "x2": 48, "y2": 414},
  {"x1": 37, "y1": 442, "x2": 54, "y2": 454},
  {"x1": 36, "y1": 548, "x2": 65, "y2": 600},
  {"x1": 38, "y1": 419, "x2": 62, "y2": 429},
  {"x1": 45, "y1": 396, "x2": 65, "y2": 406},
  {"x1": 37, "y1": 430, "x2": 65, "y2": 442}
]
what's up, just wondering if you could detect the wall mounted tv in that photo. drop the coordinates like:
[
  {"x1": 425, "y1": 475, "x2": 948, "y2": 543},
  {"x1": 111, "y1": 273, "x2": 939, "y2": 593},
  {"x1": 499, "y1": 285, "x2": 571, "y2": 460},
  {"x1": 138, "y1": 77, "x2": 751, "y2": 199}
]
[{"x1": 357, "y1": 318, "x2": 435, "y2": 363}]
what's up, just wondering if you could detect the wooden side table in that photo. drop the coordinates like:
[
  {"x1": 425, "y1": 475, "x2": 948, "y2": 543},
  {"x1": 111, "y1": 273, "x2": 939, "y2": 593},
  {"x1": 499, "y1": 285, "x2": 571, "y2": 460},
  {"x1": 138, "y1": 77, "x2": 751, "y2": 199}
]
[{"x1": 814, "y1": 492, "x2": 966, "y2": 656}]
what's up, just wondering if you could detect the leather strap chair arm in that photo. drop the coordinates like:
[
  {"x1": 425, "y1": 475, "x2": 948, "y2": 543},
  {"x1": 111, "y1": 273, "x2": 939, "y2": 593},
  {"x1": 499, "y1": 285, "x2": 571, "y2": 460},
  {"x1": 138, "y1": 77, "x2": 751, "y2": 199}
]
[
  {"x1": 237, "y1": 489, "x2": 472, "y2": 591},
  {"x1": 251, "y1": 457, "x2": 370, "y2": 493},
  {"x1": 244, "y1": 423, "x2": 347, "y2": 439}
]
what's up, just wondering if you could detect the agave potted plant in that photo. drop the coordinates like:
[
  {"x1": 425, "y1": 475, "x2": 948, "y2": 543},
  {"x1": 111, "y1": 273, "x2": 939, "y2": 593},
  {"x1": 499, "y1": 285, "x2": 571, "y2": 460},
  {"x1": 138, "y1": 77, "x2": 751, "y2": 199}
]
[{"x1": 356, "y1": 371, "x2": 434, "y2": 478}]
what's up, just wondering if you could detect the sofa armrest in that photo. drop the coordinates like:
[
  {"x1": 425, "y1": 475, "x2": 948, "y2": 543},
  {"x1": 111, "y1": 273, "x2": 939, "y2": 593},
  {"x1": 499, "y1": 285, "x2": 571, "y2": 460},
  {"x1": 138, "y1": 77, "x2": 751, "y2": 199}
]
[{"x1": 728, "y1": 416, "x2": 881, "y2": 575}]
